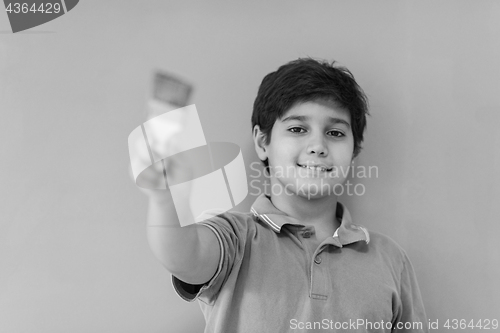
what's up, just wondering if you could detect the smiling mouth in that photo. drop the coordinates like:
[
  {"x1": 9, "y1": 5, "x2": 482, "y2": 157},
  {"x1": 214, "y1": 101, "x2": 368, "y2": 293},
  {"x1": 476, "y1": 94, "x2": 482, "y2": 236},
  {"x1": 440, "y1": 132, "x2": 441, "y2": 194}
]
[{"x1": 297, "y1": 164, "x2": 333, "y2": 172}]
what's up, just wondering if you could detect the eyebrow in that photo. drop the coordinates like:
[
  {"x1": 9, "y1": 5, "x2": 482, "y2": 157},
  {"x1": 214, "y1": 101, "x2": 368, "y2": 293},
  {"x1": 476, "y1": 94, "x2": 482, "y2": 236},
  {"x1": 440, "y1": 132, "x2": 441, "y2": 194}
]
[{"x1": 281, "y1": 115, "x2": 351, "y2": 128}]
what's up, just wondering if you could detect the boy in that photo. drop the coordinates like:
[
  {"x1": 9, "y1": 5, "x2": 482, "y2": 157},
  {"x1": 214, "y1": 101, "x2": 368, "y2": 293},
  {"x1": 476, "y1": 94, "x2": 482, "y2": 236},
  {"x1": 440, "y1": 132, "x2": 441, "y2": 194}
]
[{"x1": 142, "y1": 58, "x2": 428, "y2": 332}]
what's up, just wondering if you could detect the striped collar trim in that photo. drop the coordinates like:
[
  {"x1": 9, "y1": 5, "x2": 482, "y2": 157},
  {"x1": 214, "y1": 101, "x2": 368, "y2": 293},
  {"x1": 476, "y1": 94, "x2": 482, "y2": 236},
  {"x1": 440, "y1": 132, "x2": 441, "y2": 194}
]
[
  {"x1": 250, "y1": 207, "x2": 281, "y2": 233},
  {"x1": 251, "y1": 194, "x2": 369, "y2": 245}
]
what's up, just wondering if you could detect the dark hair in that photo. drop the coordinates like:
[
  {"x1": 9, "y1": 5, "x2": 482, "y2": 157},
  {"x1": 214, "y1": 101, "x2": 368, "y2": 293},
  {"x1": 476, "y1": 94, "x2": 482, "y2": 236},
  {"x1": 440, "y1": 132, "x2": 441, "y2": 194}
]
[{"x1": 251, "y1": 57, "x2": 369, "y2": 170}]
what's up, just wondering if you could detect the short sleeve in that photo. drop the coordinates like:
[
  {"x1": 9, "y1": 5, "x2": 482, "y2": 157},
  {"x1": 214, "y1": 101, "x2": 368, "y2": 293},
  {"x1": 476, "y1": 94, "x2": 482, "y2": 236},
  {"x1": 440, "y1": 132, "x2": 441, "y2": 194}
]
[
  {"x1": 393, "y1": 254, "x2": 429, "y2": 332},
  {"x1": 171, "y1": 211, "x2": 249, "y2": 305}
]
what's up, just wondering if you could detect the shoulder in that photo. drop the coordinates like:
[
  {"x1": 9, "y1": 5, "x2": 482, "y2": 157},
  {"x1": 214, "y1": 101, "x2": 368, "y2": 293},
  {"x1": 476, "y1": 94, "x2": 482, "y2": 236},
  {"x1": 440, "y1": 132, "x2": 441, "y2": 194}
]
[
  {"x1": 197, "y1": 209, "x2": 252, "y2": 223},
  {"x1": 196, "y1": 209, "x2": 259, "y2": 235},
  {"x1": 366, "y1": 230, "x2": 411, "y2": 268},
  {"x1": 196, "y1": 209, "x2": 281, "y2": 249},
  {"x1": 368, "y1": 230, "x2": 404, "y2": 250},
  {"x1": 197, "y1": 209, "x2": 277, "y2": 231}
]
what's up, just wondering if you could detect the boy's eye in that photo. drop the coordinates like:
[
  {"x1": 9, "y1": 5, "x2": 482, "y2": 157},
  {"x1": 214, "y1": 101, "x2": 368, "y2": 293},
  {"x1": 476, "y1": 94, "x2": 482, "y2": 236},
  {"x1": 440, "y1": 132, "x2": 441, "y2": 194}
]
[
  {"x1": 288, "y1": 127, "x2": 306, "y2": 134},
  {"x1": 328, "y1": 130, "x2": 345, "y2": 137},
  {"x1": 288, "y1": 127, "x2": 345, "y2": 137}
]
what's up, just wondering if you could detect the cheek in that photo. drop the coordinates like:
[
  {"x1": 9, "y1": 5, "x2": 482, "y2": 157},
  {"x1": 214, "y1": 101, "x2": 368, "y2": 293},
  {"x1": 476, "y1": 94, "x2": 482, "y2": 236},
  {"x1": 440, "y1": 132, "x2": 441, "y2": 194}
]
[
  {"x1": 333, "y1": 142, "x2": 354, "y2": 162},
  {"x1": 270, "y1": 142, "x2": 296, "y2": 162}
]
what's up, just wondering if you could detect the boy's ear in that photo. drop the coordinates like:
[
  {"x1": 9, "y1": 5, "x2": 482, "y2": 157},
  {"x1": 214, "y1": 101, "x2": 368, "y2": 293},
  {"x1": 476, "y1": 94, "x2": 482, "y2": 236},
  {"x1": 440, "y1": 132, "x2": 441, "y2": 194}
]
[{"x1": 253, "y1": 125, "x2": 268, "y2": 161}]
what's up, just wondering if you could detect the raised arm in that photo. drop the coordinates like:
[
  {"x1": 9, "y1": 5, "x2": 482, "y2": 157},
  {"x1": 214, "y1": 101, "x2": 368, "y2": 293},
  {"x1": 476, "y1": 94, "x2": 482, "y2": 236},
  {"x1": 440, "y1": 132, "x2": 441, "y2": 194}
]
[{"x1": 145, "y1": 188, "x2": 220, "y2": 285}]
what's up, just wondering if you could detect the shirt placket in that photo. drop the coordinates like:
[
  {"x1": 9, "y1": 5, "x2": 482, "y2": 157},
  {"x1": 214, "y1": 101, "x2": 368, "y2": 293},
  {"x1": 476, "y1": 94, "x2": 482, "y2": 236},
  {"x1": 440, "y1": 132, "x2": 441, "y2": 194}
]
[
  {"x1": 296, "y1": 225, "x2": 335, "y2": 301},
  {"x1": 309, "y1": 244, "x2": 330, "y2": 300}
]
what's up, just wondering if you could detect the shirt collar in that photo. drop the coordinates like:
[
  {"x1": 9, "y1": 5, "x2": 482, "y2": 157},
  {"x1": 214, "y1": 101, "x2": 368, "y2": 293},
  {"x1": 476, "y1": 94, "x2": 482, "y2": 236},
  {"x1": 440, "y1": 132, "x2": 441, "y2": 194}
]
[{"x1": 250, "y1": 194, "x2": 369, "y2": 246}]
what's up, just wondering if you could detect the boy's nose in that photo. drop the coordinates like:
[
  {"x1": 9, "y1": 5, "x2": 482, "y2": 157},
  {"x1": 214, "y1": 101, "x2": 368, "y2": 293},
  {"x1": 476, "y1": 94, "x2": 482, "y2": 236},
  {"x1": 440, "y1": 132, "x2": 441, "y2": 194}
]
[{"x1": 306, "y1": 139, "x2": 328, "y2": 156}]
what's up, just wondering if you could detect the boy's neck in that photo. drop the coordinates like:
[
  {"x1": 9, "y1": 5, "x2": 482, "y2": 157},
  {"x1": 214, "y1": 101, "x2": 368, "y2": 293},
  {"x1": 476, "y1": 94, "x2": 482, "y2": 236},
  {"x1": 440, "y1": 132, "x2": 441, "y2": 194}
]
[{"x1": 269, "y1": 192, "x2": 340, "y2": 236}]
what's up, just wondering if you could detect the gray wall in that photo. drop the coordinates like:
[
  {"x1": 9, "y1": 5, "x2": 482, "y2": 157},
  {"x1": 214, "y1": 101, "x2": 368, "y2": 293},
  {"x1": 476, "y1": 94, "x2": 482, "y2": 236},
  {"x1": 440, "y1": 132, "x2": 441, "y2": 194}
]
[{"x1": 1, "y1": 1, "x2": 499, "y2": 332}]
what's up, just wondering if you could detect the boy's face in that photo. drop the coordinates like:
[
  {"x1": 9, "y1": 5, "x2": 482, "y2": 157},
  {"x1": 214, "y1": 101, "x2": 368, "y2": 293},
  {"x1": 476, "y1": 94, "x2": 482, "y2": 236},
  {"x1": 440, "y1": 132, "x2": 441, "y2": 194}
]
[{"x1": 254, "y1": 99, "x2": 354, "y2": 199}]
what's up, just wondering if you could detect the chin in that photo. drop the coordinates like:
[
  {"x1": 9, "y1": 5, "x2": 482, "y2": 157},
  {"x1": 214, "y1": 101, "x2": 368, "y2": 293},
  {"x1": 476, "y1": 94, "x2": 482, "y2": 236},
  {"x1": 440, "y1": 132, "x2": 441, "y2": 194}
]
[
  {"x1": 297, "y1": 189, "x2": 336, "y2": 200},
  {"x1": 281, "y1": 180, "x2": 338, "y2": 200}
]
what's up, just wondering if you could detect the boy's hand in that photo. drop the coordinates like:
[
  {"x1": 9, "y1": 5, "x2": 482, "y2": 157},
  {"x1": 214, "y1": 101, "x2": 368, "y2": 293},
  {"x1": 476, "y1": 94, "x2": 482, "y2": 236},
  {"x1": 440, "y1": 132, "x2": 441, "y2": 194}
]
[
  {"x1": 133, "y1": 140, "x2": 194, "y2": 201},
  {"x1": 134, "y1": 159, "x2": 168, "y2": 195}
]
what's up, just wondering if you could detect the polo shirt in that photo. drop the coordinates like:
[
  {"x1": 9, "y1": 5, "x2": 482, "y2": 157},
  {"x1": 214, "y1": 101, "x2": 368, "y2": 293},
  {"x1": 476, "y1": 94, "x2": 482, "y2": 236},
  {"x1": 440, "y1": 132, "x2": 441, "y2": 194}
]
[{"x1": 172, "y1": 194, "x2": 428, "y2": 332}]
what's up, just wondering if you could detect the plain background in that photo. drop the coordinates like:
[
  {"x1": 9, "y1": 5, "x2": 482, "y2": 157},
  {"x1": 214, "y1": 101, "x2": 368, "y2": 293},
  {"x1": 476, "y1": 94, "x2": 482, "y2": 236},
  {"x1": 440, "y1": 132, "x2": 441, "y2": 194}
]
[{"x1": 1, "y1": 1, "x2": 499, "y2": 332}]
